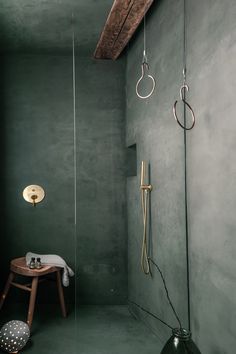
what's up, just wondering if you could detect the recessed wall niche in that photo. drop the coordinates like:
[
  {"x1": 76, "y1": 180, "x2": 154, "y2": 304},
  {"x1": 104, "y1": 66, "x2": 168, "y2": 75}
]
[{"x1": 126, "y1": 144, "x2": 137, "y2": 177}]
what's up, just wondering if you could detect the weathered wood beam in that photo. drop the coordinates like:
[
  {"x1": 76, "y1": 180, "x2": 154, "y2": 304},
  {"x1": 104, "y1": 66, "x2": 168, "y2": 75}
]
[{"x1": 94, "y1": 0, "x2": 154, "y2": 60}]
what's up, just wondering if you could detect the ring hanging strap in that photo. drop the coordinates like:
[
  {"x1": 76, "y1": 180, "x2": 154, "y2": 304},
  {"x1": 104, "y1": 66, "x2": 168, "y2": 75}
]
[
  {"x1": 136, "y1": 62, "x2": 156, "y2": 99},
  {"x1": 135, "y1": 16, "x2": 156, "y2": 100},
  {"x1": 173, "y1": 84, "x2": 195, "y2": 130}
]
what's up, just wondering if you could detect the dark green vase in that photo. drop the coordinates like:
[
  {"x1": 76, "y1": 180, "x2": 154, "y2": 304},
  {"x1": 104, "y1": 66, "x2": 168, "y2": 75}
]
[{"x1": 161, "y1": 328, "x2": 201, "y2": 354}]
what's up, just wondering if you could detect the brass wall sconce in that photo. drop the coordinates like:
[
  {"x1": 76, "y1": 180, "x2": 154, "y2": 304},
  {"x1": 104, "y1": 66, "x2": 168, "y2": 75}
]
[{"x1": 23, "y1": 185, "x2": 45, "y2": 207}]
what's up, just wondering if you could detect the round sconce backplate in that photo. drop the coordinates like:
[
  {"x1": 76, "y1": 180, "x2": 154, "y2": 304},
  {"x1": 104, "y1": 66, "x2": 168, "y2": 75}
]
[{"x1": 23, "y1": 185, "x2": 45, "y2": 205}]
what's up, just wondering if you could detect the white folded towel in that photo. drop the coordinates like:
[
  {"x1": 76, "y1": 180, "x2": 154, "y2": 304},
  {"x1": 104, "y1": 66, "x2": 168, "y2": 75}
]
[{"x1": 26, "y1": 252, "x2": 74, "y2": 287}]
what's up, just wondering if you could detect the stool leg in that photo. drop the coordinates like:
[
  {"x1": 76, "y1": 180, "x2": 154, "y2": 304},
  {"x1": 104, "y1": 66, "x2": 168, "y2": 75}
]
[
  {"x1": 0, "y1": 272, "x2": 14, "y2": 310},
  {"x1": 27, "y1": 276, "x2": 38, "y2": 328},
  {"x1": 56, "y1": 270, "x2": 67, "y2": 317}
]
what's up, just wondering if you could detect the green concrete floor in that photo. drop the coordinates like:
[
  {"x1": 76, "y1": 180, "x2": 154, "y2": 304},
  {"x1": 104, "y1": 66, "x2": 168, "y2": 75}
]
[
  {"x1": 77, "y1": 306, "x2": 162, "y2": 354},
  {"x1": 0, "y1": 304, "x2": 162, "y2": 354}
]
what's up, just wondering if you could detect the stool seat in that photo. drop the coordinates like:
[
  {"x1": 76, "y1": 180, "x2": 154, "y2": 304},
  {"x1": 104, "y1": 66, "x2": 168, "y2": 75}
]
[
  {"x1": 0, "y1": 257, "x2": 67, "y2": 329},
  {"x1": 11, "y1": 257, "x2": 58, "y2": 277}
]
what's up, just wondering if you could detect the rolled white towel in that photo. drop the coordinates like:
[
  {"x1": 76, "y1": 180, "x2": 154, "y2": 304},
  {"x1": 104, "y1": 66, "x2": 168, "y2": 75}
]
[{"x1": 26, "y1": 252, "x2": 74, "y2": 287}]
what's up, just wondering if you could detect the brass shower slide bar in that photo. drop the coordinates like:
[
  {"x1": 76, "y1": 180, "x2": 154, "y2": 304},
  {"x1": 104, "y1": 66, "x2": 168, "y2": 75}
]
[
  {"x1": 140, "y1": 160, "x2": 152, "y2": 275},
  {"x1": 140, "y1": 160, "x2": 152, "y2": 190}
]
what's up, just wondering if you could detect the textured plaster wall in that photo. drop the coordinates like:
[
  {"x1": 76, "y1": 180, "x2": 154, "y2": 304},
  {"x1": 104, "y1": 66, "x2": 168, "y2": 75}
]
[
  {"x1": 127, "y1": 0, "x2": 236, "y2": 352},
  {"x1": 76, "y1": 57, "x2": 127, "y2": 305},
  {"x1": 0, "y1": 54, "x2": 75, "y2": 303},
  {"x1": 186, "y1": 0, "x2": 236, "y2": 352},
  {"x1": 126, "y1": 0, "x2": 188, "y2": 344},
  {"x1": 0, "y1": 54, "x2": 127, "y2": 305}
]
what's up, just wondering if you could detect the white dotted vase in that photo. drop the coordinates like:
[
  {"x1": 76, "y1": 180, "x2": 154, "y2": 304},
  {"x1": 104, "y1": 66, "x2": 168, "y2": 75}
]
[{"x1": 0, "y1": 320, "x2": 30, "y2": 353}]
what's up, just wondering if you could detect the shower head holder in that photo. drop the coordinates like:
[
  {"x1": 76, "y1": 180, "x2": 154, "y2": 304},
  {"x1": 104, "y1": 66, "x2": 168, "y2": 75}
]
[{"x1": 140, "y1": 184, "x2": 152, "y2": 191}]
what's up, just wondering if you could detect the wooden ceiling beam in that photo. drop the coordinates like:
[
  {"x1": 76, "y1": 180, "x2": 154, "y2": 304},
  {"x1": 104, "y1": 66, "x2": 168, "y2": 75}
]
[{"x1": 94, "y1": 0, "x2": 154, "y2": 60}]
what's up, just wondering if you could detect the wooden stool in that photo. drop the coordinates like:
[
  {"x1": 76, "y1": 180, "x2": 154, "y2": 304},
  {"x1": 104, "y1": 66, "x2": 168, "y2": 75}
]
[{"x1": 0, "y1": 257, "x2": 67, "y2": 328}]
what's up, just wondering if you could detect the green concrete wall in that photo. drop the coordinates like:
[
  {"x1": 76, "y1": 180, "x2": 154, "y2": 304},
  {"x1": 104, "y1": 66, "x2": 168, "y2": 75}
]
[
  {"x1": 186, "y1": 0, "x2": 236, "y2": 352},
  {"x1": 0, "y1": 54, "x2": 76, "y2": 303},
  {"x1": 0, "y1": 53, "x2": 127, "y2": 305},
  {"x1": 76, "y1": 57, "x2": 127, "y2": 304},
  {"x1": 126, "y1": 0, "x2": 236, "y2": 352},
  {"x1": 126, "y1": 0, "x2": 188, "y2": 344}
]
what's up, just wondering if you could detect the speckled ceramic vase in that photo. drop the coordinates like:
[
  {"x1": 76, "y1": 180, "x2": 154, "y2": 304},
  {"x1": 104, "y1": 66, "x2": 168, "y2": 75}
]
[
  {"x1": 161, "y1": 328, "x2": 201, "y2": 354},
  {"x1": 0, "y1": 320, "x2": 30, "y2": 353}
]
